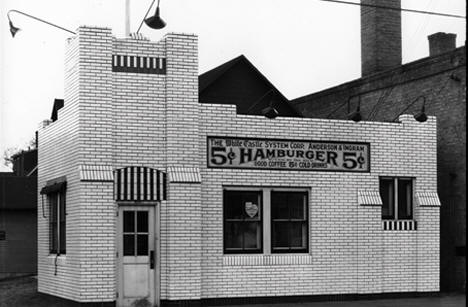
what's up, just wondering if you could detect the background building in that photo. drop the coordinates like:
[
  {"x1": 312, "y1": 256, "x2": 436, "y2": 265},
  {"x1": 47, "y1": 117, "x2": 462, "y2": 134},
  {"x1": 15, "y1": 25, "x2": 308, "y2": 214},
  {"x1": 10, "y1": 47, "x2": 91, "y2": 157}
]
[
  {"x1": 292, "y1": 0, "x2": 466, "y2": 291},
  {"x1": 0, "y1": 148, "x2": 37, "y2": 279}
]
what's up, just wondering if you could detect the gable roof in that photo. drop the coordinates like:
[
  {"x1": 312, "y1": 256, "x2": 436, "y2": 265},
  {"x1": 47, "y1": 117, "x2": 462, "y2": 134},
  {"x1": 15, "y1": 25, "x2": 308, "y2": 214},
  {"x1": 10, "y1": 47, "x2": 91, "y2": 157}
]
[{"x1": 199, "y1": 55, "x2": 302, "y2": 117}]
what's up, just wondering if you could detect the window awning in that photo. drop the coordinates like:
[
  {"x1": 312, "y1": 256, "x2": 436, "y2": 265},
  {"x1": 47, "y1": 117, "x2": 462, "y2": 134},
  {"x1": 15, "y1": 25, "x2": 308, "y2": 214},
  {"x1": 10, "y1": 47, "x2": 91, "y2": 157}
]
[
  {"x1": 168, "y1": 167, "x2": 201, "y2": 183},
  {"x1": 358, "y1": 189, "x2": 383, "y2": 206},
  {"x1": 416, "y1": 192, "x2": 441, "y2": 207},
  {"x1": 114, "y1": 166, "x2": 166, "y2": 202},
  {"x1": 40, "y1": 176, "x2": 67, "y2": 195}
]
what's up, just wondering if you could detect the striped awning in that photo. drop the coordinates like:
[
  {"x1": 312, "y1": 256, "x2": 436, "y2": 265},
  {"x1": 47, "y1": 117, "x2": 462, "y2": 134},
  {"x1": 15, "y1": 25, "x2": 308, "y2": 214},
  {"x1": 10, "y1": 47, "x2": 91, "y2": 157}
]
[
  {"x1": 168, "y1": 167, "x2": 201, "y2": 183},
  {"x1": 416, "y1": 192, "x2": 441, "y2": 207},
  {"x1": 358, "y1": 189, "x2": 383, "y2": 206},
  {"x1": 79, "y1": 165, "x2": 113, "y2": 182},
  {"x1": 114, "y1": 167, "x2": 166, "y2": 202}
]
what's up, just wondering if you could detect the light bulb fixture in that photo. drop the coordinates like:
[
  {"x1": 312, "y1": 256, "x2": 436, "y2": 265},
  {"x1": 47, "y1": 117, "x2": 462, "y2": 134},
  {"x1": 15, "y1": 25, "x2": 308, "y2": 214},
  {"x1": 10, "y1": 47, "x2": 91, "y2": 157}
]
[
  {"x1": 137, "y1": 0, "x2": 166, "y2": 33},
  {"x1": 414, "y1": 100, "x2": 428, "y2": 122},
  {"x1": 347, "y1": 97, "x2": 362, "y2": 122},
  {"x1": 7, "y1": 9, "x2": 75, "y2": 38},
  {"x1": 261, "y1": 105, "x2": 279, "y2": 119}
]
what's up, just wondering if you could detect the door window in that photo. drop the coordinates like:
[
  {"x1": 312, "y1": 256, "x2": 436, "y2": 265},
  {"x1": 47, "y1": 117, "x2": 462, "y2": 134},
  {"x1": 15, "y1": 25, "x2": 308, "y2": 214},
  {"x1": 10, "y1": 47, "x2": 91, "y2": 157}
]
[{"x1": 123, "y1": 210, "x2": 149, "y2": 256}]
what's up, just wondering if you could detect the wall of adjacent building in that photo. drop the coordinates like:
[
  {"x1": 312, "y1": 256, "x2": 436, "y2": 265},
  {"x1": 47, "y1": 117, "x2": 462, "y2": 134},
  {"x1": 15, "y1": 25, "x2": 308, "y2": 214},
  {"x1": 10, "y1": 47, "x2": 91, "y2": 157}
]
[{"x1": 292, "y1": 46, "x2": 466, "y2": 291}]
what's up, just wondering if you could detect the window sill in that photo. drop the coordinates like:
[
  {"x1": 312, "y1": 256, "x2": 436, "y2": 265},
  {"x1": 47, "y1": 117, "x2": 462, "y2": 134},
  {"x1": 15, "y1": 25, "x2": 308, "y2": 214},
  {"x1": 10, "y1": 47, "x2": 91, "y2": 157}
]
[
  {"x1": 47, "y1": 254, "x2": 67, "y2": 265},
  {"x1": 383, "y1": 220, "x2": 417, "y2": 231},
  {"x1": 223, "y1": 254, "x2": 312, "y2": 266}
]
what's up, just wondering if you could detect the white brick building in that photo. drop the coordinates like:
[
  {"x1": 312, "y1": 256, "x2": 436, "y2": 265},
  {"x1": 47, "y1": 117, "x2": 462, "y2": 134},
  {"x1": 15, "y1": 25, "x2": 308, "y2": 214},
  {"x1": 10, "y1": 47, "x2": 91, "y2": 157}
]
[{"x1": 37, "y1": 27, "x2": 440, "y2": 307}]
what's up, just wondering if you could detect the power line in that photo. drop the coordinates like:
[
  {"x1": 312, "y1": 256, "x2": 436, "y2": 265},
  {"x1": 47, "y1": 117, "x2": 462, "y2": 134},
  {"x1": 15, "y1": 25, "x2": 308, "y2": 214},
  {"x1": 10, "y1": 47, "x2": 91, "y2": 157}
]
[{"x1": 317, "y1": 0, "x2": 466, "y2": 19}]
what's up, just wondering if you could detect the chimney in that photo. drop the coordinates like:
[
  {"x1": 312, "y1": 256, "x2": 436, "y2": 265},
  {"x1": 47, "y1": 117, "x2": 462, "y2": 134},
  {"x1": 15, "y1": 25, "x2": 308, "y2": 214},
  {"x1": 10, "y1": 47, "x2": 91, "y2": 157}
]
[
  {"x1": 361, "y1": 0, "x2": 402, "y2": 76},
  {"x1": 428, "y1": 32, "x2": 457, "y2": 56}
]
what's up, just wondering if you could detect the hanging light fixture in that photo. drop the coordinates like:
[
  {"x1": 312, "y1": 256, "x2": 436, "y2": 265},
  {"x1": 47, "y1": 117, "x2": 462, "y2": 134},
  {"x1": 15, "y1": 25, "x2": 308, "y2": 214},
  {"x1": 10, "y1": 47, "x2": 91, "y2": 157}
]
[
  {"x1": 261, "y1": 104, "x2": 279, "y2": 119},
  {"x1": 414, "y1": 100, "x2": 428, "y2": 122},
  {"x1": 8, "y1": 20, "x2": 20, "y2": 37},
  {"x1": 137, "y1": 0, "x2": 166, "y2": 33},
  {"x1": 145, "y1": 0, "x2": 166, "y2": 29},
  {"x1": 347, "y1": 97, "x2": 362, "y2": 122},
  {"x1": 7, "y1": 9, "x2": 76, "y2": 38}
]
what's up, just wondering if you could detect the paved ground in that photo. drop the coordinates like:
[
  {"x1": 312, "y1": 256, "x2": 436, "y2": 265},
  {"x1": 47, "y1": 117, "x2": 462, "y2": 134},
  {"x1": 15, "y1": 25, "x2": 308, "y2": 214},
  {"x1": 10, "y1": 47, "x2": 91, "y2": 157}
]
[
  {"x1": 224, "y1": 294, "x2": 466, "y2": 307},
  {"x1": 0, "y1": 275, "x2": 465, "y2": 307}
]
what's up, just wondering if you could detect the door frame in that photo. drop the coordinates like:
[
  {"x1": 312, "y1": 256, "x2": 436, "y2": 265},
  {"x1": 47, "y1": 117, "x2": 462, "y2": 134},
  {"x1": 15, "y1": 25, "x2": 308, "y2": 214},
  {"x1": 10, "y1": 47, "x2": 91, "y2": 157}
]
[{"x1": 116, "y1": 202, "x2": 161, "y2": 307}]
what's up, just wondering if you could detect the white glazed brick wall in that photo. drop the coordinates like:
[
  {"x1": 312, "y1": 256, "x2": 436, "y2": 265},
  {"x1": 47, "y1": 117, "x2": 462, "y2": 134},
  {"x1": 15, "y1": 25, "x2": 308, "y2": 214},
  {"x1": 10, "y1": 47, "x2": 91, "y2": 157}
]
[
  {"x1": 197, "y1": 107, "x2": 439, "y2": 299},
  {"x1": 38, "y1": 32, "x2": 81, "y2": 301},
  {"x1": 38, "y1": 27, "x2": 200, "y2": 302},
  {"x1": 38, "y1": 26, "x2": 439, "y2": 303}
]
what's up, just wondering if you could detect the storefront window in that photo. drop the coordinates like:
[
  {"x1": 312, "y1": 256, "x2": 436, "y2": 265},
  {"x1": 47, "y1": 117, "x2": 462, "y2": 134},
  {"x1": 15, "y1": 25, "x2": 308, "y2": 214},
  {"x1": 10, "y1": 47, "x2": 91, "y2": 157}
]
[
  {"x1": 271, "y1": 191, "x2": 308, "y2": 253},
  {"x1": 380, "y1": 177, "x2": 413, "y2": 220},
  {"x1": 223, "y1": 188, "x2": 309, "y2": 254},
  {"x1": 223, "y1": 190, "x2": 262, "y2": 253},
  {"x1": 49, "y1": 191, "x2": 66, "y2": 254}
]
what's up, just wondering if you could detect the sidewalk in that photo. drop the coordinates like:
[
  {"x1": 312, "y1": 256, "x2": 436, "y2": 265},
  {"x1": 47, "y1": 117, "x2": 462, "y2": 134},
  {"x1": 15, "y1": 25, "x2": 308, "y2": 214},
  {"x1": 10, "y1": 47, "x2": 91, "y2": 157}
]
[
  {"x1": 224, "y1": 293, "x2": 465, "y2": 307},
  {"x1": 0, "y1": 275, "x2": 465, "y2": 307}
]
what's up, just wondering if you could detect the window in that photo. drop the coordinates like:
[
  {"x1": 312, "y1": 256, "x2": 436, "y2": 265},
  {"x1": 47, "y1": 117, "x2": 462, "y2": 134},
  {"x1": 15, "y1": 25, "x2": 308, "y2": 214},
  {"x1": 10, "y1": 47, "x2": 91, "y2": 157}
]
[
  {"x1": 223, "y1": 188, "x2": 309, "y2": 254},
  {"x1": 271, "y1": 192, "x2": 308, "y2": 253},
  {"x1": 49, "y1": 191, "x2": 66, "y2": 254},
  {"x1": 123, "y1": 210, "x2": 149, "y2": 256},
  {"x1": 380, "y1": 177, "x2": 413, "y2": 220},
  {"x1": 224, "y1": 190, "x2": 262, "y2": 253}
]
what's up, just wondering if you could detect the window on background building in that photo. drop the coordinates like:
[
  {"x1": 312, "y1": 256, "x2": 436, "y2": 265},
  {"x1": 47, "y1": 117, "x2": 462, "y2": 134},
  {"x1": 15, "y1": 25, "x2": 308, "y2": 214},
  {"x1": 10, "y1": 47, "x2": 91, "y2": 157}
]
[
  {"x1": 379, "y1": 177, "x2": 413, "y2": 220},
  {"x1": 224, "y1": 190, "x2": 263, "y2": 254},
  {"x1": 223, "y1": 188, "x2": 309, "y2": 254},
  {"x1": 271, "y1": 191, "x2": 308, "y2": 253},
  {"x1": 49, "y1": 191, "x2": 66, "y2": 254}
]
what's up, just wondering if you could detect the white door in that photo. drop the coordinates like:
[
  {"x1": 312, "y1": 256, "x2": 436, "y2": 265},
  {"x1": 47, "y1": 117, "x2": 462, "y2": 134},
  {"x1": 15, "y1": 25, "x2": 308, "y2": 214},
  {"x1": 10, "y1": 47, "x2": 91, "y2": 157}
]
[{"x1": 117, "y1": 206, "x2": 158, "y2": 307}]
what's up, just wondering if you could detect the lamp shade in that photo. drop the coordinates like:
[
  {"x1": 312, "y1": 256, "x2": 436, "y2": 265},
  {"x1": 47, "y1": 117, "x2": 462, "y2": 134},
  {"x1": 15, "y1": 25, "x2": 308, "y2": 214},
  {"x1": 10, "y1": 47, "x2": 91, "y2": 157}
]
[
  {"x1": 414, "y1": 104, "x2": 428, "y2": 122},
  {"x1": 144, "y1": 6, "x2": 166, "y2": 29},
  {"x1": 348, "y1": 106, "x2": 362, "y2": 122},
  {"x1": 9, "y1": 20, "x2": 20, "y2": 37},
  {"x1": 261, "y1": 106, "x2": 279, "y2": 119}
]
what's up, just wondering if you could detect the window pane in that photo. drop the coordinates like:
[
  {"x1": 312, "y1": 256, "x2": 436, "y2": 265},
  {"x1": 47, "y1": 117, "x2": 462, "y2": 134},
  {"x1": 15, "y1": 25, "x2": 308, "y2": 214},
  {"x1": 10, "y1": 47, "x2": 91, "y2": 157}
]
[
  {"x1": 272, "y1": 221, "x2": 289, "y2": 248},
  {"x1": 137, "y1": 234, "x2": 148, "y2": 255},
  {"x1": 398, "y1": 179, "x2": 413, "y2": 219},
  {"x1": 137, "y1": 211, "x2": 148, "y2": 232},
  {"x1": 123, "y1": 234, "x2": 135, "y2": 256},
  {"x1": 225, "y1": 222, "x2": 243, "y2": 249},
  {"x1": 380, "y1": 179, "x2": 394, "y2": 219},
  {"x1": 243, "y1": 222, "x2": 261, "y2": 249},
  {"x1": 271, "y1": 192, "x2": 288, "y2": 219},
  {"x1": 49, "y1": 195, "x2": 58, "y2": 253},
  {"x1": 59, "y1": 222, "x2": 66, "y2": 254},
  {"x1": 50, "y1": 223, "x2": 57, "y2": 253},
  {"x1": 289, "y1": 193, "x2": 306, "y2": 220},
  {"x1": 224, "y1": 192, "x2": 244, "y2": 219},
  {"x1": 59, "y1": 193, "x2": 66, "y2": 254},
  {"x1": 290, "y1": 222, "x2": 307, "y2": 249},
  {"x1": 123, "y1": 211, "x2": 135, "y2": 232},
  {"x1": 272, "y1": 200, "x2": 288, "y2": 220},
  {"x1": 225, "y1": 191, "x2": 261, "y2": 220},
  {"x1": 224, "y1": 190, "x2": 262, "y2": 253}
]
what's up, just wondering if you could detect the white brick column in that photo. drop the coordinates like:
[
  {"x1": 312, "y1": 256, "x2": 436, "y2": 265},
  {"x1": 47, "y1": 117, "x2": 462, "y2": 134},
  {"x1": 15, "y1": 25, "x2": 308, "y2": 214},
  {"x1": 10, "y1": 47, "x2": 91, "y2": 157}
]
[{"x1": 163, "y1": 33, "x2": 202, "y2": 300}]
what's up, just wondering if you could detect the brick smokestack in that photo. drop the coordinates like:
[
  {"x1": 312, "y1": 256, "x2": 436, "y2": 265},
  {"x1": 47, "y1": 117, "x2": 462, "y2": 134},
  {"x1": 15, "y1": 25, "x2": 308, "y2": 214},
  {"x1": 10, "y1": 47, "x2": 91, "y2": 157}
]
[
  {"x1": 428, "y1": 32, "x2": 457, "y2": 56},
  {"x1": 361, "y1": 0, "x2": 402, "y2": 76}
]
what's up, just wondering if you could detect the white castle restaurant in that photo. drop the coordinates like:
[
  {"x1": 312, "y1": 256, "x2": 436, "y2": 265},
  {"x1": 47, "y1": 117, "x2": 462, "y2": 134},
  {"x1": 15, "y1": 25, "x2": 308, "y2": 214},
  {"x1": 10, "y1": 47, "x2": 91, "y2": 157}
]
[{"x1": 37, "y1": 27, "x2": 441, "y2": 307}]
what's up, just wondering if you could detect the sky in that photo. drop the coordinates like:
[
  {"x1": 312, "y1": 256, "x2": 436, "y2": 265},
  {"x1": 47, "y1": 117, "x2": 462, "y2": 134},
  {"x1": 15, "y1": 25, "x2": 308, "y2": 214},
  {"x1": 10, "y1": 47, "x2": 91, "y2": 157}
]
[{"x1": 0, "y1": 0, "x2": 466, "y2": 171}]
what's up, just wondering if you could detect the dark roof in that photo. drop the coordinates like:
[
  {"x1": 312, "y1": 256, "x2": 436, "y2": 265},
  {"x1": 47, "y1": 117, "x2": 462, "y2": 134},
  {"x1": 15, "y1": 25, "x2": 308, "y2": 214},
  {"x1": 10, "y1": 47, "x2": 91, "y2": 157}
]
[
  {"x1": 199, "y1": 55, "x2": 302, "y2": 117},
  {"x1": 199, "y1": 56, "x2": 244, "y2": 93},
  {"x1": 0, "y1": 176, "x2": 37, "y2": 210},
  {"x1": 51, "y1": 99, "x2": 64, "y2": 122}
]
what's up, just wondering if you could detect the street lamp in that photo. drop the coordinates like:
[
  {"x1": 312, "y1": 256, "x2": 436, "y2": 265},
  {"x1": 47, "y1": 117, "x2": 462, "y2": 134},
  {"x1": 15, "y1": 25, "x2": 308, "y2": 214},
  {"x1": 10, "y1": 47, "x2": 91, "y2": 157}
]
[
  {"x1": 7, "y1": 9, "x2": 76, "y2": 38},
  {"x1": 137, "y1": 0, "x2": 166, "y2": 33}
]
